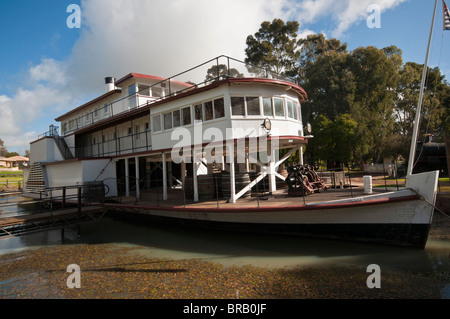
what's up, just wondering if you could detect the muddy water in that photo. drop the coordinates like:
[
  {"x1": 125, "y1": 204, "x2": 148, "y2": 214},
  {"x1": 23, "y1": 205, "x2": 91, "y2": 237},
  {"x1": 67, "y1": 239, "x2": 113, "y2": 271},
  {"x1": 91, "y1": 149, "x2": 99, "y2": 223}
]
[{"x1": 0, "y1": 194, "x2": 449, "y2": 298}]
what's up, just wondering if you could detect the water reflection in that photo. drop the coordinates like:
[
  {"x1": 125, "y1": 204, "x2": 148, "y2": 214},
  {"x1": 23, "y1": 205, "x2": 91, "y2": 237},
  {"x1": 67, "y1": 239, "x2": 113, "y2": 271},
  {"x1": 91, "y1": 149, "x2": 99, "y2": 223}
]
[
  {"x1": 1, "y1": 217, "x2": 448, "y2": 273},
  {"x1": 0, "y1": 195, "x2": 40, "y2": 218},
  {"x1": 1, "y1": 196, "x2": 449, "y2": 298}
]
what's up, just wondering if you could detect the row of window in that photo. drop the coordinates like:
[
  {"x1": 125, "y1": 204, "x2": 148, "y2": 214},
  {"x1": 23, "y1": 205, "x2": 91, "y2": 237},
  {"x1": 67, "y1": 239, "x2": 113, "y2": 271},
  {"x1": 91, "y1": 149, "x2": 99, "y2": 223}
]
[
  {"x1": 231, "y1": 96, "x2": 299, "y2": 120},
  {"x1": 62, "y1": 103, "x2": 111, "y2": 133},
  {"x1": 152, "y1": 98, "x2": 225, "y2": 132},
  {"x1": 151, "y1": 96, "x2": 300, "y2": 133},
  {"x1": 64, "y1": 94, "x2": 300, "y2": 136}
]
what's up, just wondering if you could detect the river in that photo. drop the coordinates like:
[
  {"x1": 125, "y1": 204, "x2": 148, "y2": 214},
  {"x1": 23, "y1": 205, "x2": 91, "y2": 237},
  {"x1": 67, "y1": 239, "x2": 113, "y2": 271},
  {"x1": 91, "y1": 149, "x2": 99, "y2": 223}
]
[{"x1": 0, "y1": 194, "x2": 449, "y2": 298}]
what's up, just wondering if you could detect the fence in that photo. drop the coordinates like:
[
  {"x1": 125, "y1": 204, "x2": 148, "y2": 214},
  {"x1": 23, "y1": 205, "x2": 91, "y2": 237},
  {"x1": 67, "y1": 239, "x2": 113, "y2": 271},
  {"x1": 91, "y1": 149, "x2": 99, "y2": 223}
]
[{"x1": 108, "y1": 170, "x2": 373, "y2": 209}]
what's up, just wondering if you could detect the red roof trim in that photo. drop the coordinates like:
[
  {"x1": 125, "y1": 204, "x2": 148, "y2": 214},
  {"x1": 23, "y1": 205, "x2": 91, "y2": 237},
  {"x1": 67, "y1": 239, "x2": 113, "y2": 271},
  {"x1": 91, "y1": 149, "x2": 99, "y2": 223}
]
[{"x1": 115, "y1": 72, "x2": 193, "y2": 88}]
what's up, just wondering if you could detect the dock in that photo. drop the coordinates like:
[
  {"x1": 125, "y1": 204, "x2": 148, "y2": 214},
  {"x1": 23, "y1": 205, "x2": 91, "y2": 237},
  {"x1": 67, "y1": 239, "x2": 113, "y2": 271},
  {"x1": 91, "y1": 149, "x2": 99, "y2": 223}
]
[{"x1": 0, "y1": 192, "x2": 106, "y2": 238}]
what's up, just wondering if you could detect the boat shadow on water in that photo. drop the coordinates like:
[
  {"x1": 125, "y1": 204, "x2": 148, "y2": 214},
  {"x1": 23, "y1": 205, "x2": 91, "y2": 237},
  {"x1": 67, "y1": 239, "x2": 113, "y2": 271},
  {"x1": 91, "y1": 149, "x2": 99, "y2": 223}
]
[{"x1": 13, "y1": 213, "x2": 443, "y2": 273}]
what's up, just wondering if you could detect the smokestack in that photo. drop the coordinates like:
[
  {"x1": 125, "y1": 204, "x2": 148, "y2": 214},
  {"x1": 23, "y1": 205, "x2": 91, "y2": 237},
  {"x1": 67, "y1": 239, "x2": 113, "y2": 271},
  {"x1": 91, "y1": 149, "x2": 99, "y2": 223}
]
[{"x1": 105, "y1": 77, "x2": 116, "y2": 92}]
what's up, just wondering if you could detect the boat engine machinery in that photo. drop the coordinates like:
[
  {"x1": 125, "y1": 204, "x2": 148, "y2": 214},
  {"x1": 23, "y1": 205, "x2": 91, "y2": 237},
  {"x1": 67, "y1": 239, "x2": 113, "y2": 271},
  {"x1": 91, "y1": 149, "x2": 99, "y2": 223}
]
[{"x1": 285, "y1": 164, "x2": 329, "y2": 196}]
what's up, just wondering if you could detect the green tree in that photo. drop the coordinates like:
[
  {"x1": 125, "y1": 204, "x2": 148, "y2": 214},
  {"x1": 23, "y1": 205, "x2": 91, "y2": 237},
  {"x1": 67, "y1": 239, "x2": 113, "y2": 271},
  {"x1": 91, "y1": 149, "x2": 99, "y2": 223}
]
[
  {"x1": 296, "y1": 33, "x2": 348, "y2": 80},
  {"x1": 0, "y1": 138, "x2": 7, "y2": 157},
  {"x1": 311, "y1": 114, "x2": 358, "y2": 167},
  {"x1": 5, "y1": 152, "x2": 19, "y2": 157},
  {"x1": 393, "y1": 62, "x2": 449, "y2": 166},
  {"x1": 245, "y1": 19, "x2": 299, "y2": 76},
  {"x1": 347, "y1": 46, "x2": 402, "y2": 163}
]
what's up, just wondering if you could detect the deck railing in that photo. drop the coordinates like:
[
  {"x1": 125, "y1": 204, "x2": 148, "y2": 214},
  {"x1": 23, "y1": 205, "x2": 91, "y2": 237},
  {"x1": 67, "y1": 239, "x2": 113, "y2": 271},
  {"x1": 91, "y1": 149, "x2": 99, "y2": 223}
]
[
  {"x1": 52, "y1": 55, "x2": 300, "y2": 136},
  {"x1": 74, "y1": 130, "x2": 152, "y2": 158}
]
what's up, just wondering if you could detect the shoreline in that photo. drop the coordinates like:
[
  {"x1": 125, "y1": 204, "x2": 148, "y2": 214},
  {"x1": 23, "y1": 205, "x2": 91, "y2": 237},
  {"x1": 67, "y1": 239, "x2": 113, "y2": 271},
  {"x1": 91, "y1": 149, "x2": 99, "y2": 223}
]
[
  {"x1": 0, "y1": 242, "x2": 447, "y2": 299},
  {"x1": 0, "y1": 214, "x2": 448, "y2": 300},
  {"x1": 0, "y1": 178, "x2": 449, "y2": 300}
]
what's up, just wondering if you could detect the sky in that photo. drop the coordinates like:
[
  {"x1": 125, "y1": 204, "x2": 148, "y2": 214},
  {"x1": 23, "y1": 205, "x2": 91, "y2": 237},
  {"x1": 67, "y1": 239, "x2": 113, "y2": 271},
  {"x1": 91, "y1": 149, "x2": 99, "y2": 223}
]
[{"x1": 1, "y1": 0, "x2": 449, "y2": 155}]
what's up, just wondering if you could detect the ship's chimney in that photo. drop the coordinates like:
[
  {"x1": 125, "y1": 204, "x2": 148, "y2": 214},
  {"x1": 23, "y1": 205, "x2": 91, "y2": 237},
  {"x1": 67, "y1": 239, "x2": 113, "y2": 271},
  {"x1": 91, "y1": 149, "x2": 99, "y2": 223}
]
[{"x1": 105, "y1": 77, "x2": 116, "y2": 92}]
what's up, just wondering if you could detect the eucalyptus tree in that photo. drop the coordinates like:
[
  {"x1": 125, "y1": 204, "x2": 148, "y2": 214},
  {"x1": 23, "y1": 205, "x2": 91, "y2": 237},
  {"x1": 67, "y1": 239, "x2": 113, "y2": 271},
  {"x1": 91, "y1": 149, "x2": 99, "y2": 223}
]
[{"x1": 245, "y1": 19, "x2": 300, "y2": 77}]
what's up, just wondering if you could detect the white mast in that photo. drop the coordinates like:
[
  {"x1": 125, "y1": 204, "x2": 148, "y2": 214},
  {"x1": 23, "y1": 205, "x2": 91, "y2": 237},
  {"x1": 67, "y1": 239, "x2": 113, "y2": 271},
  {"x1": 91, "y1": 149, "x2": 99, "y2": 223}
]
[{"x1": 407, "y1": 0, "x2": 438, "y2": 176}]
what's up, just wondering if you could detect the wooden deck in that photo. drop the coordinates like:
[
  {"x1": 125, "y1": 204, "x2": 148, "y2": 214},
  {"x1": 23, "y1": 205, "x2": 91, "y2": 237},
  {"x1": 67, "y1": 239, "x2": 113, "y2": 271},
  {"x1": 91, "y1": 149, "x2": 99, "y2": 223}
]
[{"x1": 110, "y1": 185, "x2": 398, "y2": 210}]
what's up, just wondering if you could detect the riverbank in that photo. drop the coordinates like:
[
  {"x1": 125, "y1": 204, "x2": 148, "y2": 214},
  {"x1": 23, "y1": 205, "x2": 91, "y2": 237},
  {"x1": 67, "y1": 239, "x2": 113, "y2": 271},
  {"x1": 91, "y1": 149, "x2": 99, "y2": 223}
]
[
  {"x1": 0, "y1": 176, "x2": 448, "y2": 300},
  {"x1": 0, "y1": 242, "x2": 446, "y2": 299},
  {"x1": 0, "y1": 208, "x2": 449, "y2": 300}
]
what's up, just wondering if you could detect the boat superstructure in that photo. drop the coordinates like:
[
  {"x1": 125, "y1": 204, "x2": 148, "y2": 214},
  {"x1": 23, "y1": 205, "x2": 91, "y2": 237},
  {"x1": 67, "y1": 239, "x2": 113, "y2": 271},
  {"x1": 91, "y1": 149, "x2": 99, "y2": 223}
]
[{"x1": 24, "y1": 55, "x2": 439, "y2": 248}]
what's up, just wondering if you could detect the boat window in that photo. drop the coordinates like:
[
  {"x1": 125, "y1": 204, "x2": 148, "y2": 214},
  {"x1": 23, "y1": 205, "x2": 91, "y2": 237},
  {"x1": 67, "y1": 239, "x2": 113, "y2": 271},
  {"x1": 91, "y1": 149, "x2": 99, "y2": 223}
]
[
  {"x1": 173, "y1": 109, "x2": 181, "y2": 127},
  {"x1": 263, "y1": 97, "x2": 273, "y2": 117},
  {"x1": 164, "y1": 113, "x2": 173, "y2": 130},
  {"x1": 182, "y1": 106, "x2": 191, "y2": 125},
  {"x1": 152, "y1": 114, "x2": 161, "y2": 132},
  {"x1": 287, "y1": 100, "x2": 294, "y2": 119},
  {"x1": 231, "y1": 97, "x2": 245, "y2": 116},
  {"x1": 138, "y1": 84, "x2": 150, "y2": 96},
  {"x1": 194, "y1": 104, "x2": 203, "y2": 122},
  {"x1": 274, "y1": 98, "x2": 284, "y2": 117},
  {"x1": 246, "y1": 97, "x2": 260, "y2": 116},
  {"x1": 135, "y1": 125, "x2": 140, "y2": 139},
  {"x1": 204, "y1": 101, "x2": 214, "y2": 121},
  {"x1": 128, "y1": 85, "x2": 136, "y2": 95},
  {"x1": 152, "y1": 86, "x2": 163, "y2": 98},
  {"x1": 293, "y1": 102, "x2": 299, "y2": 120},
  {"x1": 214, "y1": 98, "x2": 225, "y2": 119}
]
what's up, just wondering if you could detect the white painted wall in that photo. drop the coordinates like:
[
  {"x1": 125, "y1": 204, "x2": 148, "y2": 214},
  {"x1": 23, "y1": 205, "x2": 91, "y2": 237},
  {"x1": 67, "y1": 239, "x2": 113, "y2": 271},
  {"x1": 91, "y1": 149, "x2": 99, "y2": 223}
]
[
  {"x1": 29, "y1": 137, "x2": 64, "y2": 163},
  {"x1": 82, "y1": 159, "x2": 117, "y2": 197},
  {"x1": 43, "y1": 158, "x2": 117, "y2": 198}
]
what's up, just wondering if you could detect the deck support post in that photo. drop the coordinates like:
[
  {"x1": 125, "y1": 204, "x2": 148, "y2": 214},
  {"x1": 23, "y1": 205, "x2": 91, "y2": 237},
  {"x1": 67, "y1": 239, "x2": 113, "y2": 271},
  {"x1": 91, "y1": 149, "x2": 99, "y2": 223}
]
[
  {"x1": 125, "y1": 157, "x2": 130, "y2": 197},
  {"x1": 181, "y1": 161, "x2": 186, "y2": 190},
  {"x1": 162, "y1": 153, "x2": 167, "y2": 200},
  {"x1": 299, "y1": 145, "x2": 304, "y2": 165},
  {"x1": 135, "y1": 156, "x2": 140, "y2": 200},
  {"x1": 268, "y1": 146, "x2": 277, "y2": 193},
  {"x1": 193, "y1": 150, "x2": 199, "y2": 202},
  {"x1": 229, "y1": 160, "x2": 236, "y2": 203}
]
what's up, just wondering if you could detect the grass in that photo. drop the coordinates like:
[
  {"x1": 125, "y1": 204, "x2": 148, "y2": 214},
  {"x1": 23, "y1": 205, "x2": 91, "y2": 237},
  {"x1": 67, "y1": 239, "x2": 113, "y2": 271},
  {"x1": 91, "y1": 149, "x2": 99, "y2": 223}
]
[
  {"x1": 369, "y1": 176, "x2": 449, "y2": 192},
  {"x1": 0, "y1": 170, "x2": 24, "y2": 189}
]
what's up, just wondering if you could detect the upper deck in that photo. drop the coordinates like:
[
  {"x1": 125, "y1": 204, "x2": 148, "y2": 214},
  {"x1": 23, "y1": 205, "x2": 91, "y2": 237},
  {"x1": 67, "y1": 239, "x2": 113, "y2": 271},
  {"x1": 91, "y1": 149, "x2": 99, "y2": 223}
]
[{"x1": 32, "y1": 56, "x2": 308, "y2": 162}]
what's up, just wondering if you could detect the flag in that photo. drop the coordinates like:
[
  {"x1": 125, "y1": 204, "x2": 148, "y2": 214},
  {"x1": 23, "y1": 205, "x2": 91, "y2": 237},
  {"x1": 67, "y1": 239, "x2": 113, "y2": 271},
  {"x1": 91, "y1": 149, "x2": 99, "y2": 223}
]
[{"x1": 443, "y1": 0, "x2": 450, "y2": 30}]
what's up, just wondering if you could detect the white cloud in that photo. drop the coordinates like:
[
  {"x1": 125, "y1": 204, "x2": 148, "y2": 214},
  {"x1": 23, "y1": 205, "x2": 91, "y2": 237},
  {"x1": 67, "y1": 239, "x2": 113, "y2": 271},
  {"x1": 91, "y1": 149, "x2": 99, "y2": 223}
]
[
  {"x1": 29, "y1": 58, "x2": 69, "y2": 86},
  {"x1": 68, "y1": 0, "x2": 296, "y2": 92},
  {"x1": 296, "y1": 0, "x2": 407, "y2": 37},
  {"x1": 0, "y1": 83, "x2": 74, "y2": 154}
]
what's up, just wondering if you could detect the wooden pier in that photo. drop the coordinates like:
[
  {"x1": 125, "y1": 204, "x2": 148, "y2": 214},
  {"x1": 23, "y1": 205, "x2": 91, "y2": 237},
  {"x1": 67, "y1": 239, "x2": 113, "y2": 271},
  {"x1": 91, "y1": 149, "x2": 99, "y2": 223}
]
[
  {"x1": 1, "y1": 185, "x2": 107, "y2": 238},
  {"x1": 0, "y1": 204, "x2": 105, "y2": 238}
]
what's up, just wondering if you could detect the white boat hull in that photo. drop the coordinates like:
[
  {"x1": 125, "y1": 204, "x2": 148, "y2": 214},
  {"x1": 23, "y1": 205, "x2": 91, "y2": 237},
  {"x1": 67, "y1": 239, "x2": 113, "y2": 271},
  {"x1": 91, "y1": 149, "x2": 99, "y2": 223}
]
[{"x1": 105, "y1": 171, "x2": 439, "y2": 248}]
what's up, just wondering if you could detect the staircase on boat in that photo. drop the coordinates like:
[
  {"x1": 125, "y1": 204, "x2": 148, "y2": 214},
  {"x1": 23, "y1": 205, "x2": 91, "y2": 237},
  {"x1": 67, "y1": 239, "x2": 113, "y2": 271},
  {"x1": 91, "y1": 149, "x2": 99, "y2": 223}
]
[{"x1": 25, "y1": 162, "x2": 46, "y2": 194}]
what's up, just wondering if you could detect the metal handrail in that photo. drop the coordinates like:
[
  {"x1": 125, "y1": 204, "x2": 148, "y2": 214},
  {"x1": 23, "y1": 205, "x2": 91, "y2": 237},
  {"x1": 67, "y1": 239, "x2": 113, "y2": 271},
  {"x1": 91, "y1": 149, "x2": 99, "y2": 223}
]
[{"x1": 44, "y1": 55, "x2": 298, "y2": 138}]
